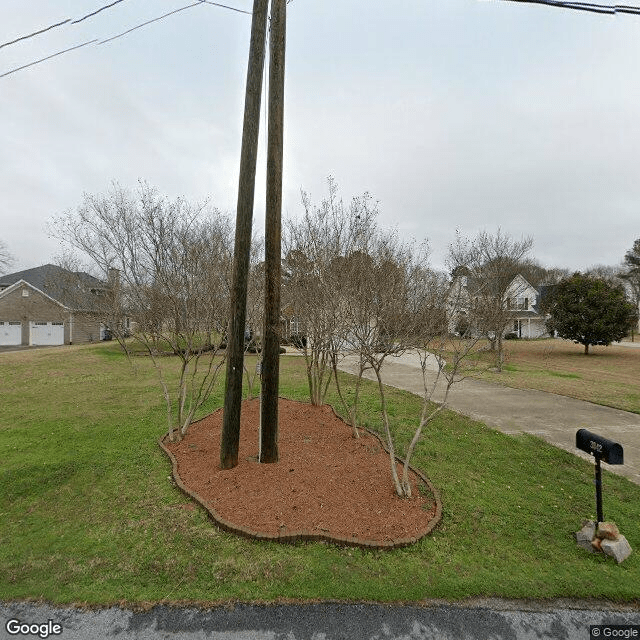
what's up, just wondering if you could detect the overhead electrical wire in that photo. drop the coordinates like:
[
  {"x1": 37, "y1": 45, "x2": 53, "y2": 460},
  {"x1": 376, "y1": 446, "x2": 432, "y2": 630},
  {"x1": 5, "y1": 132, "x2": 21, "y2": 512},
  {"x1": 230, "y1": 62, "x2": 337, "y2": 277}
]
[
  {"x1": 0, "y1": 18, "x2": 71, "y2": 51},
  {"x1": 4, "y1": 0, "x2": 635, "y2": 81},
  {"x1": 198, "y1": 1, "x2": 252, "y2": 15},
  {"x1": 71, "y1": 0, "x2": 127, "y2": 24},
  {"x1": 97, "y1": 1, "x2": 206, "y2": 46},
  {"x1": 0, "y1": 39, "x2": 99, "y2": 79},
  {"x1": 0, "y1": 0, "x2": 251, "y2": 80},
  {"x1": 497, "y1": 0, "x2": 640, "y2": 14},
  {"x1": 0, "y1": 0, "x2": 129, "y2": 50}
]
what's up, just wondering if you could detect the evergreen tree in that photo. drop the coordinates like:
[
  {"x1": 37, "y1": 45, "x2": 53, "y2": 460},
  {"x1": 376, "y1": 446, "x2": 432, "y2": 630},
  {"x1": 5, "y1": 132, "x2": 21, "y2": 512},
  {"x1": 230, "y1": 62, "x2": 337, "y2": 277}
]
[{"x1": 544, "y1": 273, "x2": 638, "y2": 354}]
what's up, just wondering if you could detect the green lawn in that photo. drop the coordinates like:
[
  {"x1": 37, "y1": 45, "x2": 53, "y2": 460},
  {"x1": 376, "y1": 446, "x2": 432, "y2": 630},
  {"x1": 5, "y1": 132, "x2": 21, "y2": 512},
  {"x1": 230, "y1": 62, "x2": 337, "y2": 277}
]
[
  {"x1": 470, "y1": 338, "x2": 640, "y2": 414},
  {"x1": 1, "y1": 343, "x2": 639, "y2": 604}
]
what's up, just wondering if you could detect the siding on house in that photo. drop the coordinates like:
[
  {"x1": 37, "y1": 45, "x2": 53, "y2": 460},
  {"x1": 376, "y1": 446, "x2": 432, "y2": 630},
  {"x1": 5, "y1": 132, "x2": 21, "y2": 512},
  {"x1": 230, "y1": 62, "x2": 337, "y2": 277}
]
[{"x1": 448, "y1": 273, "x2": 552, "y2": 339}]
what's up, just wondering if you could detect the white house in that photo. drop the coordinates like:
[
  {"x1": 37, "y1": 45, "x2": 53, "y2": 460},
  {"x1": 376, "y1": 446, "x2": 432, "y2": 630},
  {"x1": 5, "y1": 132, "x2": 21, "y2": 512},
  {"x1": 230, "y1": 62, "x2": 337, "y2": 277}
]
[
  {"x1": 448, "y1": 272, "x2": 552, "y2": 339},
  {"x1": 504, "y1": 274, "x2": 549, "y2": 339}
]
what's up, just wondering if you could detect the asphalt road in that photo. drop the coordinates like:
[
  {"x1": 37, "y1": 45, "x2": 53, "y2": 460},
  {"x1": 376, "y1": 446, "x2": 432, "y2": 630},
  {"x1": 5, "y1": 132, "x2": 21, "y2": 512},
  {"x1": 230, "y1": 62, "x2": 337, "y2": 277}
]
[{"x1": 2, "y1": 600, "x2": 640, "y2": 639}]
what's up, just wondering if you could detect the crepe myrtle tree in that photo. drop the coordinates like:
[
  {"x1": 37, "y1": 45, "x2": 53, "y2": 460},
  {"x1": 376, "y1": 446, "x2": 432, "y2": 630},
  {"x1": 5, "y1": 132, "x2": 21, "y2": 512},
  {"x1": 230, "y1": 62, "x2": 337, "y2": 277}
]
[
  {"x1": 339, "y1": 229, "x2": 436, "y2": 497},
  {"x1": 340, "y1": 231, "x2": 494, "y2": 498},
  {"x1": 51, "y1": 181, "x2": 233, "y2": 441},
  {"x1": 543, "y1": 272, "x2": 638, "y2": 354},
  {"x1": 282, "y1": 177, "x2": 379, "y2": 420},
  {"x1": 398, "y1": 267, "x2": 484, "y2": 497}
]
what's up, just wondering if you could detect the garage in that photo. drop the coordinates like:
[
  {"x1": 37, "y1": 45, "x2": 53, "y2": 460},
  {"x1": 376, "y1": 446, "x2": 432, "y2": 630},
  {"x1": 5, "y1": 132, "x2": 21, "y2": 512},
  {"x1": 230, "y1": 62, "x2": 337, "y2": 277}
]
[
  {"x1": 30, "y1": 321, "x2": 64, "y2": 346},
  {"x1": 0, "y1": 321, "x2": 22, "y2": 346}
]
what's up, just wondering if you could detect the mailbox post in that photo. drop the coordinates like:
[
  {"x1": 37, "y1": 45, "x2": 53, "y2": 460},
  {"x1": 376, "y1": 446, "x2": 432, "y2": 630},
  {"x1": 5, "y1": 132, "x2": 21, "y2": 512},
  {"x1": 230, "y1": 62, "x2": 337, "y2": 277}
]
[{"x1": 576, "y1": 429, "x2": 624, "y2": 525}]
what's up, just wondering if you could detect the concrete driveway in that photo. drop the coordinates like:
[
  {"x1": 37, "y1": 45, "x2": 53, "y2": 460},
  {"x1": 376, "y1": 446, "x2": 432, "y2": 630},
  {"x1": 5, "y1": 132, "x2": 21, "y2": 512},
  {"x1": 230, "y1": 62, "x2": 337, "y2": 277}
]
[{"x1": 338, "y1": 351, "x2": 640, "y2": 485}]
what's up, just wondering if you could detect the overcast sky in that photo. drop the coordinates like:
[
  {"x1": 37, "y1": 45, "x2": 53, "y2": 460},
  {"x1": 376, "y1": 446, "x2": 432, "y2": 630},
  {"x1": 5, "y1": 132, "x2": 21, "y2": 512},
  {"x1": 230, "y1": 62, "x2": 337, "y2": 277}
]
[{"x1": 1, "y1": 0, "x2": 639, "y2": 274}]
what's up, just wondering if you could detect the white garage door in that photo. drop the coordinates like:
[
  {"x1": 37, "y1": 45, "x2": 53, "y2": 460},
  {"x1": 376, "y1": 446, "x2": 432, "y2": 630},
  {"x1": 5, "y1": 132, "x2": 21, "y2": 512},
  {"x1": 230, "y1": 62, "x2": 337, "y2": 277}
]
[
  {"x1": 0, "y1": 321, "x2": 22, "y2": 346},
  {"x1": 30, "y1": 321, "x2": 64, "y2": 346}
]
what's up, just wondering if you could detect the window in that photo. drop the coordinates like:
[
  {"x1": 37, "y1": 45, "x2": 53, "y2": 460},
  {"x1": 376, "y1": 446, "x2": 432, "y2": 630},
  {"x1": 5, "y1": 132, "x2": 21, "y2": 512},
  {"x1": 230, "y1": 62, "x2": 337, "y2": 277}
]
[
  {"x1": 22, "y1": 289, "x2": 29, "y2": 297},
  {"x1": 511, "y1": 297, "x2": 529, "y2": 310}
]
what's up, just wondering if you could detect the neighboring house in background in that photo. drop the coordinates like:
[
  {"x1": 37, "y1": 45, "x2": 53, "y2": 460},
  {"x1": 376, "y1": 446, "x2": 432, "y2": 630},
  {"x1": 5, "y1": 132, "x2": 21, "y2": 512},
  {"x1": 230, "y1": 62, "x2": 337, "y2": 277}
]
[
  {"x1": 448, "y1": 272, "x2": 552, "y2": 339},
  {"x1": 0, "y1": 264, "x2": 109, "y2": 346},
  {"x1": 503, "y1": 274, "x2": 550, "y2": 339}
]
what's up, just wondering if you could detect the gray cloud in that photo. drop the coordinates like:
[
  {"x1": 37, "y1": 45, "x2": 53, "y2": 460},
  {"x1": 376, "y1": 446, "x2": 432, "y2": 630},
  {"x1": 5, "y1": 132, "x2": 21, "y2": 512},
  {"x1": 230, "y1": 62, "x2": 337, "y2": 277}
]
[{"x1": 1, "y1": 0, "x2": 638, "y2": 273}]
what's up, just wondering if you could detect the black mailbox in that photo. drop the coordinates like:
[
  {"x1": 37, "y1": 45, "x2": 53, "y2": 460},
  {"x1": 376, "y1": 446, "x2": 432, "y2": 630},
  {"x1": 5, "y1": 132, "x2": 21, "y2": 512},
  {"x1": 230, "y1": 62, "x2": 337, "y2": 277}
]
[{"x1": 576, "y1": 429, "x2": 623, "y2": 465}]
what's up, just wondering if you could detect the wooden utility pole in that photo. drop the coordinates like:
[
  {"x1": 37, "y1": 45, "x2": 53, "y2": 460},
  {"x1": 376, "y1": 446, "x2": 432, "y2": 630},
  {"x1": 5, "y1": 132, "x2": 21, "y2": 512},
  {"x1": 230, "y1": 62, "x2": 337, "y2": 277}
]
[
  {"x1": 220, "y1": 0, "x2": 269, "y2": 470},
  {"x1": 260, "y1": 0, "x2": 286, "y2": 463}
]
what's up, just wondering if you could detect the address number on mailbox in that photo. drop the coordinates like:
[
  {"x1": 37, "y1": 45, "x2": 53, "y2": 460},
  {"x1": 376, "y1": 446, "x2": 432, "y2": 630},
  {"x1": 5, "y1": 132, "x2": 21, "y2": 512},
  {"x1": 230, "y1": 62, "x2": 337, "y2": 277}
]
[{"x1": 576, "y1": 429, "x2": 623, "y2": 465}]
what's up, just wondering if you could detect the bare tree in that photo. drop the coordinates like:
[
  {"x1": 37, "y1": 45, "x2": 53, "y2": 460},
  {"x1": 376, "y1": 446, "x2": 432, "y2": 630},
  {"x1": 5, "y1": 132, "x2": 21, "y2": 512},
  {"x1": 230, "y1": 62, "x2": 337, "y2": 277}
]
[
  {"x1": 51, "y1": 181, "x2": 232, "y2": 442},
  {"x1": 448, "y1": 229, "x2": 534, "y2": 371},
  {"x1": 398, "y1": 268, "x2": 483, "y2": 497},
  {"x1": 243, "y1": 239, "x2": 265, "y2": 399},
  {"x1": 283, "y1": 177, "x2": 378, "y2": 413},
  {"x1": 345, "y1": 240, "x2": 485, "y2": 499},
  {"x1": 586, "y1": 263, "x2": 624, "y2": 284},
  {"x1": 335, "y1": 226, "x2": 433, "y2": 496},
  {"x1": 620, "y1": 239, "x2": 640, "y2": 339},
  {"x1": 0, "y1": 240, "x2": 14, "y2": 274}
]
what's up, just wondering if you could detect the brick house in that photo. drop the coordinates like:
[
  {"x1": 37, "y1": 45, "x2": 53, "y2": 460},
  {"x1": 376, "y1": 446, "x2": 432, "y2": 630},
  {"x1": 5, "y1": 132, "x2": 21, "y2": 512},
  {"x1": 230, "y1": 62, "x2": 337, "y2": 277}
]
[{"x1": 0, "y1": 264, "x2": 108, "y2": 346}]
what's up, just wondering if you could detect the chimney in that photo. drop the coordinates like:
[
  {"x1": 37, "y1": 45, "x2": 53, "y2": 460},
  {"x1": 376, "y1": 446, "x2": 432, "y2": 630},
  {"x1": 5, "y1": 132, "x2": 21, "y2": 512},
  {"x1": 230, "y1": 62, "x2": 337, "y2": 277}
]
[{"x1": 107, "y1": 267, "x2": 120, "y2": 289}]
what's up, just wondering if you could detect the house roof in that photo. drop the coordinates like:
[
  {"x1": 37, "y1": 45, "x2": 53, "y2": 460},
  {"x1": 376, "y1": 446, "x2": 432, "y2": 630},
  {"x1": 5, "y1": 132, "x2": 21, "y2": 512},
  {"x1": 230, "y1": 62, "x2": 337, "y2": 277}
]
[{"x1": 0, "y1": 264, "x2": 106, "y2": 309}]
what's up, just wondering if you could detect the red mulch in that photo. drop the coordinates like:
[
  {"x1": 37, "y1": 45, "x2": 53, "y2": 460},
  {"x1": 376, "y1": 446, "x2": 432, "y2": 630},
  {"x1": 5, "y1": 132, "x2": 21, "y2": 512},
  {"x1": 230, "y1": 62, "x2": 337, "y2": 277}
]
[{"x1": 162, "y1": 398, "x2": 439, "y2": 546}]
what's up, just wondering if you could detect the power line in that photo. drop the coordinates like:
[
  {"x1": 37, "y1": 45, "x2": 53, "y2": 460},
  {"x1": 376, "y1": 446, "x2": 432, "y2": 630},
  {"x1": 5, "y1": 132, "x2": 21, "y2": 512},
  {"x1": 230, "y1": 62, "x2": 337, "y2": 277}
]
[
  {"x1": 97, "y1": 1, "x2": 205, "y2": 46},
  {"x1": 0, "y1": 39, "x2": 99, "y2": 79},
  {"x1": 498, "y1": 0, "x2": 640, "y2": 14},
  {"x1": 199, "y1": 1, "x2": 252, "y2": 15},
  {"x1": 71, "y1": 0, "x2": 127, "y2": 25},
  {"x1": 0, "y1": 19, "x2": 71, "y2": 51},
  {"x1": 0, "y1": 0, "x2": 251, "y2": 80},
  {"x1": 0, "y1": 1, "x2": 129, "y2": 50}
]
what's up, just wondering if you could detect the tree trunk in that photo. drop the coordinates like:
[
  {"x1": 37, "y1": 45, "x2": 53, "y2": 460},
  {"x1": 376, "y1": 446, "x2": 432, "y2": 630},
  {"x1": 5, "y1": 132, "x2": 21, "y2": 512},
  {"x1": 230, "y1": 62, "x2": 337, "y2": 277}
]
[
  {"x1": 373, "y1": 365, "x2": 404, "y2": 497},
  {"x1": 331, "y1": 355, "x2": 359, "y2": 439},
  {"x1": 495, "y1": 334, "x2": 503, "y2": 372},
  {"x1": 584, "y1": 343, "x2": 590, "y2": 355}
]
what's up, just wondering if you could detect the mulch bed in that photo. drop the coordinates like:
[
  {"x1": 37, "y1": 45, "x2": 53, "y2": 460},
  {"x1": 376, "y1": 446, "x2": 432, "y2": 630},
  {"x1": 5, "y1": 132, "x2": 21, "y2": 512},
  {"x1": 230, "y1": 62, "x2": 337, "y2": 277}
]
[{"x1": 160, "y1": 398, "x2": 441, "y2": 549}]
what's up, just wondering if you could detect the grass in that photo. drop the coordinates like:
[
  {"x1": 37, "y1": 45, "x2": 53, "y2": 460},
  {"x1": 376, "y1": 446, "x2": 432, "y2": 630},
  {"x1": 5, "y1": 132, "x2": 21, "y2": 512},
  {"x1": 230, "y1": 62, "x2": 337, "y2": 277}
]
[
  {"x1": 469, "y1": 338, "x2": 640, "y2": 414},
  {"x1": 1, "y1": 342, "x2": 639, "y2": 605}
]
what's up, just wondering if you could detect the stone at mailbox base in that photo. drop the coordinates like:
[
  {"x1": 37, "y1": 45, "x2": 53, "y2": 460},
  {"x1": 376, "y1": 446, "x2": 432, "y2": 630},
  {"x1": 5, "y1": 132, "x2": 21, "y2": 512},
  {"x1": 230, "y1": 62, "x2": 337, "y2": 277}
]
[
  {"x1": 575, "y1": 520, "x2": 633, "y2": 564},
  {"x1": 575, "y1": 520, "x2": 597, "y2": 553},
  {"x1": 601, "y1": 536, "x2": 632, "y2": 564},
  {"x1": 596, "y1": 521, "x2": 620, "y2": 540}
]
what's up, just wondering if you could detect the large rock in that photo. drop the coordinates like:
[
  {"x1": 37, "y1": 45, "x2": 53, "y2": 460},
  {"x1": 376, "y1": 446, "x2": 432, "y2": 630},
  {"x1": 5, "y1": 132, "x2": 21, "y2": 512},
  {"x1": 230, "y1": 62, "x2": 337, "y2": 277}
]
[
  {"x1": 575, "y1": 521, "x2": 597, "y2": 553},
  {"x1": 601, "y1": 536, "x2": 633, "y2": 564},
  {"x1": 596, "y1": 521, "x2": 620, "y2": 540}
]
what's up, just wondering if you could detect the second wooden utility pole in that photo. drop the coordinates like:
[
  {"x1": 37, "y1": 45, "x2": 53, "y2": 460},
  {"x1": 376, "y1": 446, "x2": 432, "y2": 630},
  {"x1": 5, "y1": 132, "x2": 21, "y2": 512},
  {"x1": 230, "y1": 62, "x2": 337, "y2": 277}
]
[
  {"x1": 260, "y1": 0, "x2": 286, "y2": 463},
  {"x1": 220, "y1": 0, "x2": 269, "y2": 470}
]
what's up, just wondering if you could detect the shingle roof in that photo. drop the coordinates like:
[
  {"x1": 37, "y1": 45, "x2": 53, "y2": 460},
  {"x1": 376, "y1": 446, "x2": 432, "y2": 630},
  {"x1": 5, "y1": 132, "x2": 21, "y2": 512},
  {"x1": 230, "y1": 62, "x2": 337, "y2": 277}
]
[{"x1": 0, "y1": 264, "x2": 106, "y2": 309}]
